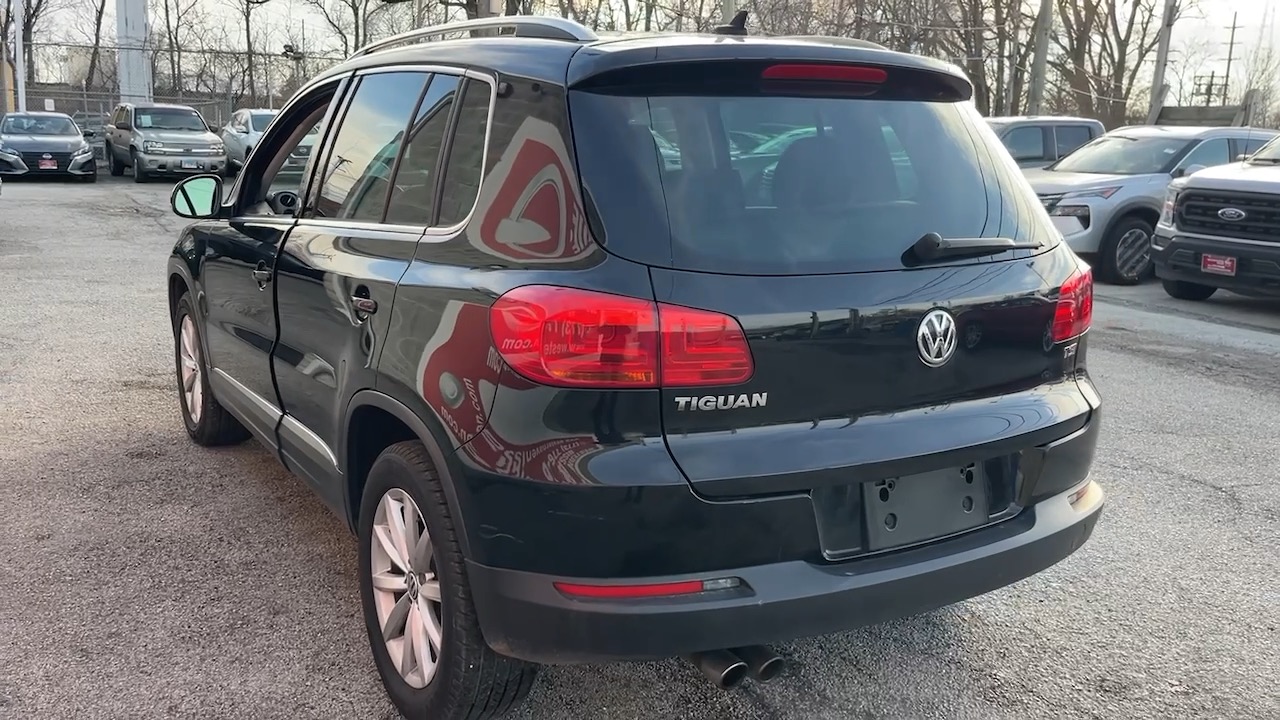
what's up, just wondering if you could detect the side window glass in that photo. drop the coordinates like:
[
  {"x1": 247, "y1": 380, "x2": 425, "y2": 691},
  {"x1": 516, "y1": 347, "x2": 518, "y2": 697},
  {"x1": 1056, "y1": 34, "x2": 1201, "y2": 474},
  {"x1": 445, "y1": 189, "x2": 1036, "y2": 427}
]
[
  {"x1": 1002, "y1": 126, "x2": 1045, "y2": 161},
  {"x1": 1054, "y1": 126, "x2": 1092, "y2": 157},
  {"x1": 1180, "y1": 138, "x2": 1230, "y2": 169},
  {"x1": 1241, "y1": 136, "x2": 1272, "y2": 156},
  {"x1": 436, "y1": 79, "x2": 492, "y2": 227},
  {"x1": 384, "y1": 74, "x2": 459, "y2": 226},
  {"x1": 311, "y1": 71, "x2": 430, "y2": 222}
]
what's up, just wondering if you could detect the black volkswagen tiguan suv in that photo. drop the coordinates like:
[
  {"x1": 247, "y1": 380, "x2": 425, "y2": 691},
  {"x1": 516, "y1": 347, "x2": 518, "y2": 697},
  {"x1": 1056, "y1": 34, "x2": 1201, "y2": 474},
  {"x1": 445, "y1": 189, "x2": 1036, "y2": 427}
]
[{"x1": 165, "y1": 15, "x2": 1103, "y2": 719}]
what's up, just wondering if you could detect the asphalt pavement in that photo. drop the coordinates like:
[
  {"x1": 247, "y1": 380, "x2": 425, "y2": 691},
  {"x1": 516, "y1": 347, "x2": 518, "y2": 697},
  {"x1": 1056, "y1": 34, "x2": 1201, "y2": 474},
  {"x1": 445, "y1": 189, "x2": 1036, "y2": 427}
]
[{"x1": 0, "y1": 176, "x2": 1276, "y2": 720}]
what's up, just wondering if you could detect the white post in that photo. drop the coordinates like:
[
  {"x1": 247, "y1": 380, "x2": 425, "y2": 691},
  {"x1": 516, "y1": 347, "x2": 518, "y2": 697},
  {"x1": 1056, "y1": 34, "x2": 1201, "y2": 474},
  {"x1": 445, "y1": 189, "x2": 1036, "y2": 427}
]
[
  {"x1": 722, "y1": 0, "x2": 735, "y2": 25},
  {"x1": 14, "y1": 0, "x2": 27, "y2": 111}
]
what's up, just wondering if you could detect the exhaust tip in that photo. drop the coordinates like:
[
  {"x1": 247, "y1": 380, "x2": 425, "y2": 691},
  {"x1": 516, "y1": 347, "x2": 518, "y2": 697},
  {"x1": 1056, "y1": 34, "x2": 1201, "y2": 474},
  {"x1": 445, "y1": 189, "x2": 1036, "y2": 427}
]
[
  {"x1": 729, "y1": 645, "x2": 787, "y2": 683},
  {"x1": 719, "y1": 660, "x2": 749, "y2": 689},
  {"x1": 684, "y1": 651, "x2": 750, "y2": 691},
  {"x1": 752, "y1": 654, "x2": 785, "y2": 683}
]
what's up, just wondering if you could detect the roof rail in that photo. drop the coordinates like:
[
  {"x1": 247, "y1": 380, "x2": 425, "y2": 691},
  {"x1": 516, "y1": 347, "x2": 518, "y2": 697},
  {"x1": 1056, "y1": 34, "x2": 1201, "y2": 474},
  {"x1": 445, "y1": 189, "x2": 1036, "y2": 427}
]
[{"x1": 349, "y1": 15, "x2": 598, "y2": 60}]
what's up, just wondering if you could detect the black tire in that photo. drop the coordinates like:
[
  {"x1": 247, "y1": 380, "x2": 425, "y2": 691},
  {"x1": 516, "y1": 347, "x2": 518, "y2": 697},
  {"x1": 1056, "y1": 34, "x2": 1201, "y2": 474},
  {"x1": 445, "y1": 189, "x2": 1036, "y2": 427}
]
[
  {"x1": 132, "y1": 150, "x2": 147, "y2": 183},
  {"x1": 358, "y1": 442, "x2": 537, "y2": 720},
  {"x1": 1162, "y1": 279, "x2": 1217, "y2": 301},
  {"x1": 109, "y1": 151, "x2": 124, "y2": 177},
  {"x1": 172, "y1": 293, "x2": 250, "y2": 446},
  {"x1": 1097, "y1": 216, "x2": 1155, "y2": 285}
]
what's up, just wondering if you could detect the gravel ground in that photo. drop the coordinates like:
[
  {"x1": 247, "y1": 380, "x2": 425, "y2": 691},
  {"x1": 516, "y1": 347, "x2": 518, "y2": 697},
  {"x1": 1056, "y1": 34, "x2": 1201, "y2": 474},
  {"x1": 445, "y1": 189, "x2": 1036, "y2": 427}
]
[{"x1": 0, "y1": 176, "x2": 1276, "y2": 720}]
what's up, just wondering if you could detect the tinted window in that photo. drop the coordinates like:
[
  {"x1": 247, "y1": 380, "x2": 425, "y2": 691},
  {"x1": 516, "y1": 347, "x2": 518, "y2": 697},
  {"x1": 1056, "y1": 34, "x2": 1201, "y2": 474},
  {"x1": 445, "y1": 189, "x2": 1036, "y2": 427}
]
[
  {"x1": 1054, "y1": 126, "x2": 1093, "y2": 157},
  {"x1": 313, "y1": 72, "x2": 429, "y2": 221},
  {"x1": 250, "y1": 112, "x2": 277, "y2": 132},
  {"x1": 1242, "y1": 135, "x2": 1275, "y2": 157},
  {"x1": 437, "y1": 79, "x2": 491, "y2": 227},
  {"x1": 1249, "y1": 135, "x2": 1280, "y2": 162},
  {"x1": 1003, "y1": 126, "x2": 1046, "y2": 160},
  {"x1": 384, "y1": 74, "x2": 459, "y2": 226},
  {"x1": 570, "y1": 91, "x2": 1055, "y2": 275},
  {"x1": 1179, "y1": 138, "x2": 1230, "y2": 169},
  {"x1": 1053, "y1": 135, "x2": 1192, "y2": 175}
]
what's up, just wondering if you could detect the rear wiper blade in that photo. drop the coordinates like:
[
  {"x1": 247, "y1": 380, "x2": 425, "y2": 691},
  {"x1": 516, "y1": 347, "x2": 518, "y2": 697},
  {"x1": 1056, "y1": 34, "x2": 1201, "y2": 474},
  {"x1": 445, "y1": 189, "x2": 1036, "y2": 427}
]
[{"x1": 907, "y1": 232, "x2": 1042, "y2": 264}]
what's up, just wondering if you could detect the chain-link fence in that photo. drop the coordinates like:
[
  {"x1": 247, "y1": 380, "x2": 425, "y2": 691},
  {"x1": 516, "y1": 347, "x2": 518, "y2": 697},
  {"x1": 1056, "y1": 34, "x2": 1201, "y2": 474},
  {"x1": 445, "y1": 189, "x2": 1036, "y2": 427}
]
[{"x1": 23, "y1": 41, "x2": 347, "y2": 132}]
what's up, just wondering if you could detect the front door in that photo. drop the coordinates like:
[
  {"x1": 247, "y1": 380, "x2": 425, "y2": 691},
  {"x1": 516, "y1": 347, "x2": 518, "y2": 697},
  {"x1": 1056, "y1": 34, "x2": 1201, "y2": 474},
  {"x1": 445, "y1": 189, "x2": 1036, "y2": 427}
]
[
  {"x1": 197, "y1": 79, "x2": 347, "y2": 446},
  {"x1": 272, "y1": 69, "x2": 458, "y2": 507}
]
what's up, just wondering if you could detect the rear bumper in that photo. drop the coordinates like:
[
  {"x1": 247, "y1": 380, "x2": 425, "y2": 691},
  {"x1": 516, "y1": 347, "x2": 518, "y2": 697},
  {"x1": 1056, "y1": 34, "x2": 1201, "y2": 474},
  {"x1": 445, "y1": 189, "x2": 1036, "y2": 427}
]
[
  {"x1": 1153, "y1": 229, "x2": 1280, "y2": 295},
  {"x1": 469, "y1": 479, "x2": 1103, "y2": 664}
]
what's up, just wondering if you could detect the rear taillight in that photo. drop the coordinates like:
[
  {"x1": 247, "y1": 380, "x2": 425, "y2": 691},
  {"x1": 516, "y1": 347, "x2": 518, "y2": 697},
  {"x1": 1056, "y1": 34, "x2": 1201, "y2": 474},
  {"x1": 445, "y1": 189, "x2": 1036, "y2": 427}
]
[
  {"x1": 761, "y1": 64, "x2": 888, "y2": 84},
  {"x1": 489, "y1": 285, "x2": 754, "y2": 389},
  {"x1": 1052, "y1": 268, "x2": 1093, "y2": 342}
]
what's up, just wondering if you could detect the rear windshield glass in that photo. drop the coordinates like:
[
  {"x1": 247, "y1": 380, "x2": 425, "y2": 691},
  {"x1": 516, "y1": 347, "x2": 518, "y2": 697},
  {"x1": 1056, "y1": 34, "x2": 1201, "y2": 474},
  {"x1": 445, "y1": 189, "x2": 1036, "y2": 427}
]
[{"x1": 569, "y1": 90, "x2": 1055, "y2": 275}]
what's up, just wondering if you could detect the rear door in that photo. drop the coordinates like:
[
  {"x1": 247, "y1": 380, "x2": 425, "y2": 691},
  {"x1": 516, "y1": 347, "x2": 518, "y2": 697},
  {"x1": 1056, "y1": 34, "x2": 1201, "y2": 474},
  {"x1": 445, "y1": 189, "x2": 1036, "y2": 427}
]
[{"x1": 568, "y1": 60, "x2": 1092, "y2": 506}]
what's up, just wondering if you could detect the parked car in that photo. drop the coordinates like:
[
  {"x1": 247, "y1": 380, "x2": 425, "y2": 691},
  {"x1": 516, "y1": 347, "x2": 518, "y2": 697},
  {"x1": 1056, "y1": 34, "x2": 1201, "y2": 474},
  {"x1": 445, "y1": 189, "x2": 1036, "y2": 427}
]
[
  {"x1": 1153, "y1": 133, "x2": 1280, "y2": 300},
  {"x1": 220, "y1": 107, "x2": 278, "y2": 171},
  {"x1": 986, "y1": 115, "x2": 1106, "y2": 169},
  {"x1": 164, "y1": 15, "x2": 1104, "y2": 719},
  {"x1": 104, "y1": 102, "x2": 227, "y2": 182},
  {"x1": 0, "y1": 111, "x2": 98, "y2": 182},
  {"x1": 1024, "y1": 125, "x2": 1279, "y2": 285}
]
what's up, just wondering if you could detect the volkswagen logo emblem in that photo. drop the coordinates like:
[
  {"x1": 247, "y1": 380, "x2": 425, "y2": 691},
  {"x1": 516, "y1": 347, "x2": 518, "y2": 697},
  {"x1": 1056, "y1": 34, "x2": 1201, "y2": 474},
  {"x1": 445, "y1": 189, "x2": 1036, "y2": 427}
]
[
  {"x1": 1218, "y1": 207, "x2": 1247, "y2": 222},
  {"x1": 917, "y1": 309, "x2": 958, "y2": 367}
]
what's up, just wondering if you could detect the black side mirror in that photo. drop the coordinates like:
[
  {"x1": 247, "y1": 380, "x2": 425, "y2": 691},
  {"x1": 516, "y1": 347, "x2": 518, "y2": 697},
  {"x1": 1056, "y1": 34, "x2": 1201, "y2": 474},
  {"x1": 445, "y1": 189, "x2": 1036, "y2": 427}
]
[
  {"x1": 171, "y1": 175, "x2": 225, "y2": 219},
  {"x1": 83, "y1": 129, "x2": 94, "y2": 138}
]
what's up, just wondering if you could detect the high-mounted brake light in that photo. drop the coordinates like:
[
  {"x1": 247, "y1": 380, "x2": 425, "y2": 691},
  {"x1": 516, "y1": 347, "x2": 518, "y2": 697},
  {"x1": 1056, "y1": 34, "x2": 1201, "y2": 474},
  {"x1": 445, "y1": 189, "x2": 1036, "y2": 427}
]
[
  {"x1": 489, "y1": 286, "x2": 754, "y2": 389},
  {"x1": 761, "y1": 64, "x2": 888, "y2": 84},
  {"x1": 1052, "y1": 268, "x2": 1093, "y2": 343}
]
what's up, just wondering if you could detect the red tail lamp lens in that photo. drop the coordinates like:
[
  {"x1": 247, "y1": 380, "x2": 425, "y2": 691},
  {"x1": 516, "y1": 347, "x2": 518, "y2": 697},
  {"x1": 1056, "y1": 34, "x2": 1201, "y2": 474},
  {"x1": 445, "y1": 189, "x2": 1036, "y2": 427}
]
[
  {"x1": 761, "y1": 64, "x2": 888, "y2": 84},
  {"x1": 554, "y1": 577, "x2": 741, "y2": 599},
  {"x1": 1052, "y1": 268, "x2": 1093, "y2": 342},
  {"x1": 489, "y1": 286, "x2": 754, "y2": 389}
]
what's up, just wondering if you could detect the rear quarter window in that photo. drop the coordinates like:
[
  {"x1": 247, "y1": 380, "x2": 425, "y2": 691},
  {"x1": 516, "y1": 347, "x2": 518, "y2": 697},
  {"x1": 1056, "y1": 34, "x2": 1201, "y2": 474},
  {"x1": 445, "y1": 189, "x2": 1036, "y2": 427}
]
[{"x1": 569, "y1": 90, "x2": 1056, "y2": 275}]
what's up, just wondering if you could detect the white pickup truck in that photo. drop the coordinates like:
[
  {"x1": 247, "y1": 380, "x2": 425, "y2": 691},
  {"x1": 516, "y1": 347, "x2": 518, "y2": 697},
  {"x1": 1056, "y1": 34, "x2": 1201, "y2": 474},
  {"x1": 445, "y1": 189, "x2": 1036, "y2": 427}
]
[{"x1": 1153, "y1": 135, "x2": 1280, "y2": 300}]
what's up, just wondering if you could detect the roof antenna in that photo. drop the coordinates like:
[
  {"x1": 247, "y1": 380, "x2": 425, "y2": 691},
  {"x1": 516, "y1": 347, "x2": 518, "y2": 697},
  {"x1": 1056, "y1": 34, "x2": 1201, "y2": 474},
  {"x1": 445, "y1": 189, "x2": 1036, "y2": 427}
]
[{"x1": 713, "y1": 10, "x2": 750, "y2": 36}]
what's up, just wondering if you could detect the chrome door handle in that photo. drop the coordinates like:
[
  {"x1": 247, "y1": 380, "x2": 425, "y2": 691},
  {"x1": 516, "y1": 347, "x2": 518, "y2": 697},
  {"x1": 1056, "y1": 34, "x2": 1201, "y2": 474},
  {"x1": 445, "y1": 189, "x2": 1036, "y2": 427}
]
[
  {"x1": 252, "y1": 269, "x2": 272, "y2": 284},
  {"x1": 352, "y1": 296, "x2": 378, "y2": 315}
]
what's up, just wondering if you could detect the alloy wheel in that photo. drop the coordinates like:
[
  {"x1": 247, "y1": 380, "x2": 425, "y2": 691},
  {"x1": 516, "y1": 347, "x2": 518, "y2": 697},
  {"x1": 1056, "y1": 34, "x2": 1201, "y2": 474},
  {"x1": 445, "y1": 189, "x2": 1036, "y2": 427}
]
[
  {"x1": 371, "y1": 488, "x2": 443, "y2": 689},
  {"x1": 1114, "y1": 227, "x2": 1152, "y2": 280},
  {"x1": 178, "y1": 316, "x2": 203, "y2": 425}
]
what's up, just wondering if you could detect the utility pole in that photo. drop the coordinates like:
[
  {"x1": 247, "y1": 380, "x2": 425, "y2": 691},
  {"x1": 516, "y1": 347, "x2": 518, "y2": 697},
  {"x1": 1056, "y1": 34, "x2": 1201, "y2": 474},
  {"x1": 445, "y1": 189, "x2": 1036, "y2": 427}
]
[
  {"x1": 1222, "y1": 11, "x2": 1242, "y2": 103},
  {"x1": 0, "y1": 5, "x2": 9, "y2": 113},
  {"x1": 1148, "y1": 0, "x2": 1179, "y2": 121},
  {"x1": 13, "y1": 0, "x2": 26, "y2": 111},
  {"x1": 721, "y1": 0, "x2": 735, "y2": 25},
  {"x1": 1026, "y1": 0, "x2": 1054, "y2": 115}
]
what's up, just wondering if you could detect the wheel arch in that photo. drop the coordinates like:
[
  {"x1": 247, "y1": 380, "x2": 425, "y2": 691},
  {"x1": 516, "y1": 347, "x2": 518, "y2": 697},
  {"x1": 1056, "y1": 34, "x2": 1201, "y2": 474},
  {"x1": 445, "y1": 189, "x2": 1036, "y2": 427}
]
[
  {"x1": 1102, "y1": 203, "x2": 1160, "y2": 240},
  {"x1": 342, "y1": 389, "x2": 473, "y2": 556}
]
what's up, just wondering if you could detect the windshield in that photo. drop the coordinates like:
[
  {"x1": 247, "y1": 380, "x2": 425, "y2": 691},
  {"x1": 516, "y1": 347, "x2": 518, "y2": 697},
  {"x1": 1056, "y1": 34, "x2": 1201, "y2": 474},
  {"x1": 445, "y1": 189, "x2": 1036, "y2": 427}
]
[
  {"x1": 1, "y1": 115, "x2": 78, "y2": 135},
  {"x1": 569, "y1": 90, "x2": 1055, "y2": 275},
  {"x1": 1248, "y1": 136, "x2": 1280, "y2": 163},
  {"x1": 1052, "y1": 135, "x2": 1191, "y2": 175},
  {"x1": 250, "y1": 112, "x2": 277, "y2": 132},
  {"x1": 136, "y1": 108, "x2": 207, "y2": 131}
]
